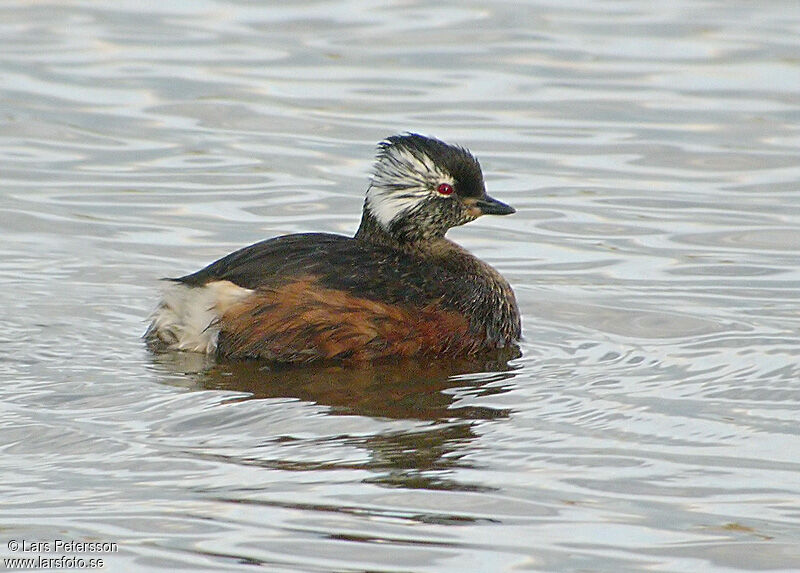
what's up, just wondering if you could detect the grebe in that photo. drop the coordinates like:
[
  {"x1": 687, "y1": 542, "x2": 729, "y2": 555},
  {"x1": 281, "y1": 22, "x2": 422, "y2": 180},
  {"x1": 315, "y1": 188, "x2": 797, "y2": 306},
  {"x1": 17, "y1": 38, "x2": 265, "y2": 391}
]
[{"x1": 146, "y1": 134, "x2": 520, "y2": 363}]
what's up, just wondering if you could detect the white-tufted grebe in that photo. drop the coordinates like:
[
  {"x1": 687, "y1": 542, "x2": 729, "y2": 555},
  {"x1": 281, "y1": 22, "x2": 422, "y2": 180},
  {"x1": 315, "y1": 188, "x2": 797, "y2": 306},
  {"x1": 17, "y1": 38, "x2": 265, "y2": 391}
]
[{"x1": 145, "y1": 134, "x2": 520, "y2": 363}]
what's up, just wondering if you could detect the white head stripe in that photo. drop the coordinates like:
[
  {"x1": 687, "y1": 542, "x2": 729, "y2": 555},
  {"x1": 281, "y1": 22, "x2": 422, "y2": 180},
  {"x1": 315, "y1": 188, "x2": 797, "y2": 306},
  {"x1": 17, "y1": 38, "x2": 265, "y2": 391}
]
[{"x1": 366, "y1": 144, "x2": 454, "y2": 229}]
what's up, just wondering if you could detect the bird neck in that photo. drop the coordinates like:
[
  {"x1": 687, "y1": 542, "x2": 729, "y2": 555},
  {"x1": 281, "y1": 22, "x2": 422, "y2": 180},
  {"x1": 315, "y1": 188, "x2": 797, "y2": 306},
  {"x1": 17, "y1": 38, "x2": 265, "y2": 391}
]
[
  {"x1": 354, "y1": 208, "x2": 415, "y2": 248},
  {"x1": 355, "y1": 208, "x2": 393, "y2": 243},
  {"x1": 355, "y1": 205, "x2": 451, "y2": 250}
]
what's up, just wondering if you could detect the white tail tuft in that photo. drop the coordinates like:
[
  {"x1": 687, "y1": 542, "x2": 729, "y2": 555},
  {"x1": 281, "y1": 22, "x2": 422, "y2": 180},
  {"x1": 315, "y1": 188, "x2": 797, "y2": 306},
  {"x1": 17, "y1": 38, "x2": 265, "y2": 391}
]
[{"x1": 145, "y1": 280, "x2": 253, "y2": 354}]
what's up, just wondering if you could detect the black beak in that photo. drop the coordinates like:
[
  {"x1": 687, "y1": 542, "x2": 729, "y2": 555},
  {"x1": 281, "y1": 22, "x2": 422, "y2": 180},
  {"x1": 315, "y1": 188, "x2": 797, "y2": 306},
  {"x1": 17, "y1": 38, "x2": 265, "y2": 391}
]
[{"x1": 475, "y1": 195, "x2": 515, "y2": 216}]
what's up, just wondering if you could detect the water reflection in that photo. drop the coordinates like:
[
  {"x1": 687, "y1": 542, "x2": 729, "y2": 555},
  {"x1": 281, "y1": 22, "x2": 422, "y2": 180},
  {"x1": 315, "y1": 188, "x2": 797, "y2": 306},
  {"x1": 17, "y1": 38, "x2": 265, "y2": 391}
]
[
  {"x1": 361, "y1": 423, "x2": 496, "y2": 493},
  {"x1": 151, "y1": 352, "x2": 519, "y2": 492},
  {"x1": 153, "y1": 352, "x2": 518, "y2": 422}
]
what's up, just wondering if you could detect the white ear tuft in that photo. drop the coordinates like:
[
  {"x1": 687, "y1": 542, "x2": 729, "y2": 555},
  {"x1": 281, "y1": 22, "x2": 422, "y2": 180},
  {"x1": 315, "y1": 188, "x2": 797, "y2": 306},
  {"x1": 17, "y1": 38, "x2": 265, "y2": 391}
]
[{"x1": 366, "y1": 144, "x2": 453, "y2": 229}]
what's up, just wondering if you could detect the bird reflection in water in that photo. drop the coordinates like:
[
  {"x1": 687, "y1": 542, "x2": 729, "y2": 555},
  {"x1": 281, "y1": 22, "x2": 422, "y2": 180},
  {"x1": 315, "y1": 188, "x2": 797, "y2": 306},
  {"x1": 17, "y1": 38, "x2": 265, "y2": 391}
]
[{"x1": 152, "y1": 352, "x2": 520, "y2": 493}]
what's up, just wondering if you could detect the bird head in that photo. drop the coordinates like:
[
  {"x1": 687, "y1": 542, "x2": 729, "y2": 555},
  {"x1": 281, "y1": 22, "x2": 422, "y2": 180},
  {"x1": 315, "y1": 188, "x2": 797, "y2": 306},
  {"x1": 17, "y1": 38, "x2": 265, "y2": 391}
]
[{"x1": 363, "y1": 133, "x2": 514, "y2": 243}]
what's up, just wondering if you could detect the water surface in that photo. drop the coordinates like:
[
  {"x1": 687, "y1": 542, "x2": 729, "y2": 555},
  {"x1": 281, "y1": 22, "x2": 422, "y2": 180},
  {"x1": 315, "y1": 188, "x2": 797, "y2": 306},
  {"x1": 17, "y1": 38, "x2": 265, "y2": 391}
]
[{"x1": 1, "y1": 1, "x2": 800, "y2": 571}]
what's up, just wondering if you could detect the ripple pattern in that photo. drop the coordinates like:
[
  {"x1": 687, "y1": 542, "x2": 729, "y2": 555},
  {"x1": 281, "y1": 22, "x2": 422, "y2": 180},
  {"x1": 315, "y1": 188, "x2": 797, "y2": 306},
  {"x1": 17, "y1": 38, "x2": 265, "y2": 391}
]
[{"x1": 1, "y1": 1, "x2": 799, "y2": 571}]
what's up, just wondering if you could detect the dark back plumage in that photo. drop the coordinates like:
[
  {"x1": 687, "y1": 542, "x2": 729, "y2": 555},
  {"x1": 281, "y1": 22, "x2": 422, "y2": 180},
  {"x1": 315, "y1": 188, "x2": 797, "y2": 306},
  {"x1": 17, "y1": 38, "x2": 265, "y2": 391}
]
[{"x1": 176, "y1": 231, "x2": 520, "y2": 347}]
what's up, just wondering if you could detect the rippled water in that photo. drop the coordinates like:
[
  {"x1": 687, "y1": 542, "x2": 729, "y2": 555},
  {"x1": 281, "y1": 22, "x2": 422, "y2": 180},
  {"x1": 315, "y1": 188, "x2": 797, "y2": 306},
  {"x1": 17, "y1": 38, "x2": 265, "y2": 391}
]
[{"x1": 2, "y1": 1, "x2": 799, "y2": 571}]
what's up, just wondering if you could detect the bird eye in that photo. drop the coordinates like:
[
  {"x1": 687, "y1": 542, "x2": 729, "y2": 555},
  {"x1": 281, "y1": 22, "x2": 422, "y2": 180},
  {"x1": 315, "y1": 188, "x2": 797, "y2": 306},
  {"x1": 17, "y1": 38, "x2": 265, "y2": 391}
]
[{"x1": 436, "y1": 183, "x2": 454, "y2": 196}]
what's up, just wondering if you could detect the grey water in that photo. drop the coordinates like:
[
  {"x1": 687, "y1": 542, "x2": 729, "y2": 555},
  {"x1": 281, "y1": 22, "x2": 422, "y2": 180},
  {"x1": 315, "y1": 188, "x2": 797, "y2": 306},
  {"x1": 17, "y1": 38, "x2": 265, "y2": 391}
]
[{"x1": 1, "y1": 1, "x2": 799, "y2": 571}]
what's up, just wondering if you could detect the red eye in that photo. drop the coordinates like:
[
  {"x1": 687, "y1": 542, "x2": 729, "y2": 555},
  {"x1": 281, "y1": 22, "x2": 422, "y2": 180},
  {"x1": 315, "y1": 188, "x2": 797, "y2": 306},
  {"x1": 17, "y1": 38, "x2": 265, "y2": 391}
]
[{"x1": 437, "y1": 183, "x2": 454, "y2": 196}]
